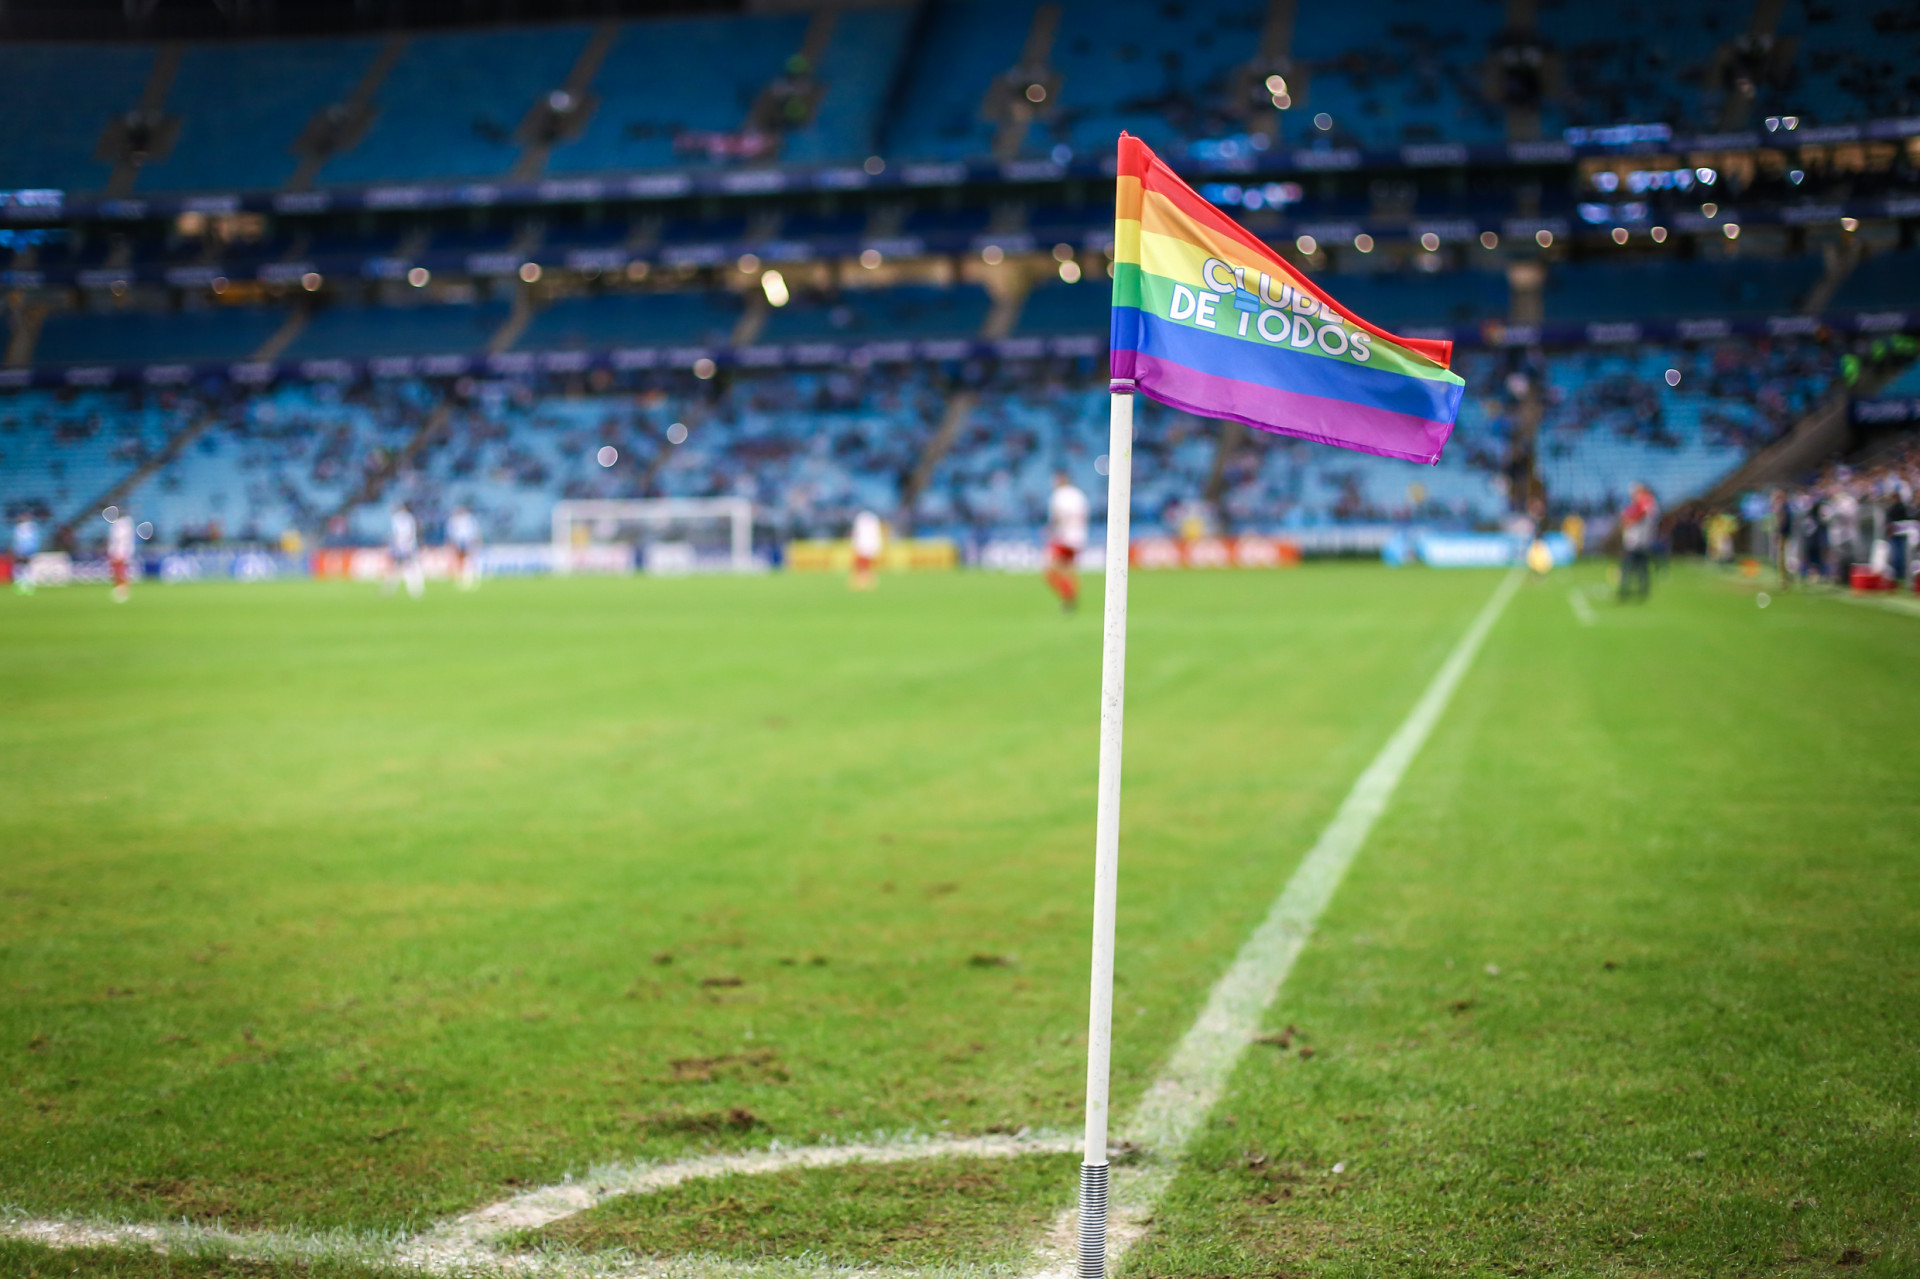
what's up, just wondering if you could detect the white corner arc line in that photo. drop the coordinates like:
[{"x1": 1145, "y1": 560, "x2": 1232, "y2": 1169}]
[
  {"x1": 2, "y1": 1132, "x2": 1077, "y2": 1277},
  {"x1": 1030, "y1": 568, "x2": 1522, "y2": 1277},
  {"x1": 404, "y1": 1132, "x2": 1078, "y2": 1268}
]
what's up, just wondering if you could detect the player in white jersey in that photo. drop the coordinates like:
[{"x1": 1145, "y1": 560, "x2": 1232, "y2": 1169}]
[
  {"x1": 1045, "y1": 471, "x2": 1089, "y2": 612},
  {"x1": 107, "y1": 513, "x2": 137, "y2": 603},
  {"x1": 11, "y1": 515, "x2": 39, "y2": 594},
  {"x1": 385, "y1": 505, "x2": 424, "y2": 598},
  {"x1": 849, "y1": 509, "x2": 883, "y2": 590},
  {"x1": 446, "y1": 506, "x2": 481, "y2": 591}
]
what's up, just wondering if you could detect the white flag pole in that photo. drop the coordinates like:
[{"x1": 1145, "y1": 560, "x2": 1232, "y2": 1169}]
[{"x1": 1077, "y1": 381, "x2": 1135, "y2": 1279}]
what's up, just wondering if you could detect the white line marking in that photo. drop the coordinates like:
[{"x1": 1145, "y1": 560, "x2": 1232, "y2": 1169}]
[
  {"x1": 4, "y1": 571, "x2": 1524, "y2": 1276},
  {"x1": 1830, "y1": 589, "x2": 1920, "y2": 618},
  {"x1": 1568, "y1": 587, "x2": 1595, "y2": 626},
  {"x1": 1033, "y1": 568, "x2": 1524, "y2": 1276},
  {"x1": 405, "y1": 1132, "x2": 1077, "y2": 1270},
  {"x1": 3, "y1": 1132, "x2": 1076, "y2": 1276}
]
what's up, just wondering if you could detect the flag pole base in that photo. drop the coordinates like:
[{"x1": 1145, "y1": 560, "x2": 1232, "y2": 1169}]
[{"x1": 1077, "y1": 1161, "x2": 1110, "y2": 1279}]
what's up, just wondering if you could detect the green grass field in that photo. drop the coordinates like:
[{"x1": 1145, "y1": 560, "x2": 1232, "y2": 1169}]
[{"x1": 2, "y1": 564, "x2": 1915, "y2": 1277}]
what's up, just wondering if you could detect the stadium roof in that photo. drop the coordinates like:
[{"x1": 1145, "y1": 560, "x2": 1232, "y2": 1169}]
[{"x1": 0, "y1": 0, "x2": 749, "y2": 42}]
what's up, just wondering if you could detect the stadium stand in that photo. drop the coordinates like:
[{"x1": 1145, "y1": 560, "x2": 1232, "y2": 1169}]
[
  {"x1": 0, "y1": 42, "x2": 153, "y2": 191},
  {"x1": 546, "y1": 14, "x2": 808, "y2": 173},
  {"x1": 0, "y1": 388, "x2": 187, "y2": 524},
  {"x1": 7, "y1": 330, "x2": 1844, "y2": 550},
  {"x1": 0, "y1": 2, "x2": 1908, "y2": 568},
  {"x1": 135, "y1": 36, "x2": 382, "y2": 192},
  {"x1": 282, "y1": 301, "x2": 510, "y2": 360},
  {"x1": 1015, "y1": 278, "x2": 1113, "y2": 335},
  {"x1": 319, "y1": 26, "x2": 590, "y2": 184},
  {"x1": 517, "y1": 291, "x2": 743, "y2": 350},
  {"x1": 1783, "y1": 1, "x2": 1920, "y2": 127},
  {"x1": 881, "y1": 0, "x2": 1031, "y2": 160},
  {"x1": 1046, "y1": 0, "x2": 1265, "y2": 156},
  {"x1": 1829, "y1": 248, "x2": 1920, "y2": 313},
  {"x1": 1543, "y1": 255, "x2": 1826, "y2": 323},
  {"x1": 33, "y1": 306, "x2": 286, "y2": 366},
  {"x1": 758, "y1": 284, "x2": 992, "y2": 342},
  {"x1": 1290, "y1": 4, "x2": 1507, "y2": 150},
  {"x1": 780, "y1": 5, "x2": 919, "y2": 164},
  {"x1": 4, "y1": 3, "x2": 1920, "y2": 198},
  {"x1": 1538, "y1": 3, "x2": 1731, "y2": 137},
  {"x1": 1306, "y1": 268, "x2": 1508, "y2": 331}
]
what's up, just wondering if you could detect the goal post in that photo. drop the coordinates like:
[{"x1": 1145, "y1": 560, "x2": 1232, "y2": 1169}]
[{"x1": 550, "y1": 498, "x2": 755, "y2": 574}]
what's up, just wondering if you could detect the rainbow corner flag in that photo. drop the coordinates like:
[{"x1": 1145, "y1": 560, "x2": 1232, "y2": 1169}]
[{"x1": 1110, "y1": 133, "x2": 1466, "y2": 464}]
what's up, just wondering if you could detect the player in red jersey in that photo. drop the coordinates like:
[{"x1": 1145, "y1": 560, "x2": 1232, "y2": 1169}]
[
  {"x1": 107, "y1": 511, "x2": 137, "y2": 603},
  {"x1": 1045, "y1": 471, "x2": 1088, "y2": 612}
]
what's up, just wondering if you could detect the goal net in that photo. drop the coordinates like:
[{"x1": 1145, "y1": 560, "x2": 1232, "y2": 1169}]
[{"x1": 550, "y1": 498, "x2": 755, "y2": 574}]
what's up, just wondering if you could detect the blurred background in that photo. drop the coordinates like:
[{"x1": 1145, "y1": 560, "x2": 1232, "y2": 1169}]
[{"x1": 0, "y1": 0, "x2": 1916, "y2": 576}]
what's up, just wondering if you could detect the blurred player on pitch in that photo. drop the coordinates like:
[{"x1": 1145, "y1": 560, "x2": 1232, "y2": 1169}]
[
  {"x1": 1045, "y1": 470, "x2": 1088, "y2": 612},
  {"x1": 849, "y1": 509, "x2": 882, "y2": 590},
  {"x1": 384, "y1": 504, "x2": 424, "y2": 598},
  {"x1": 447, "y1": 505, "x2": 481, "y2": 591},
  {"x1": 107, "y1": 511, "x2": 137, "y2": 602},
  {"x1": 11, "y1": 513, "x2": 39, "y2": 594}
]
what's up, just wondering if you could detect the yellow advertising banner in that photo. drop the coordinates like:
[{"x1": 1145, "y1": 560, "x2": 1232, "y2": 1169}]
[{"x1": 784, "y1": 538, "x2": 959, "y2": 572}]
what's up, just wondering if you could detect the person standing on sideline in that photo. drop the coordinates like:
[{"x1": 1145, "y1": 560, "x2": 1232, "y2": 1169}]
[
  {"x1": 12, "y1": 513, "x2": 40, "y2": 594},
  {"x1": 1824, "y1": 482, "x2": 1859, "y2": 584},
  {"x1": 447, "y1": 505, "x2": 481, "y2": 591},
  {"x1": 1045, "y1": 470, "x2": 1090, "y2": 612},
  {"x1": 1619, "y1": 482, "x2": 1658, "y2": 603},
  {"x1": 385, "y1": 504, "x2": 424, "y2": 598},
  {"x1": 1888, "y1": 480, "x2": 1916, "y2": 589},
  {"x1": 107, "y1": 511, "x2": 138, "y2": 603},
  {"x1": 849, "y1": 509, "x2": 883, "y2": 591},
  {"x1": 1771, "y1": 489, "x2": 1793, "y2": 588}
]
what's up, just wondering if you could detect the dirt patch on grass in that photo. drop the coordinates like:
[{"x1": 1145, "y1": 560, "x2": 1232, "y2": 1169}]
[
  {"x1": 523, "y1": 1151, "x2": 1077, "y2": 1266},
  {"x1": 117, "y1": 1178, "x2": 243, "y2": 1222}
]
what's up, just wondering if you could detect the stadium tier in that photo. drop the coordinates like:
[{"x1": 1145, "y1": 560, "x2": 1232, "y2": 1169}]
[
  {"x1": 1, "y1": 0, "x2": 1914, "y2": 563},
  {"x1": 0, "y1": 336, "x2": 1845, "y2": 549},
  {"x1": 2, "y1": 2, "x2": 1919, "y2": 195}
]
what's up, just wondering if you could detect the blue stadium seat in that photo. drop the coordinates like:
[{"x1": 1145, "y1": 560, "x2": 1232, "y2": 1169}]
[
  {"x1": 882, "y1": 0, "x2": 1032, "y2": 160},
  {"x1": 546, "y1": 14, "x2": 808, "y2": 174},
  {"x1": 34, "y1": 306, "x2": 288, "y2": 366},
  {"x1": 758, "y1": 284, "x2": 990, "y2": 341},
  {"x1": 1546, "y1": 256, "x2": 1822, "y2": 322},
  {"x1": 1829, "y1": 249, "x2": 1920, "y2": 313},
  {"x1": 1319, "y1": 268, "x2": 1508, "y2": 330},
  {"x1": 1049, "y1": 0, "x2": 1265, "y2": 157},
  {"x1": 137, "y1": 36, "x2": 382, "y2": 192},
  {"x1": 517, "y1": 291, "x2": 742, "y2": 349},
  {"x1": 0, "y1": 43, "x2": 154, "y2": 191},
  {"x1": 284, "y1": 302, "x2": 509, "y2": 358},
  {"x1": 1016, "y1": 278, "x2": 1110, "y2": 334},
  {"x1": 321, "y1": 26, "x2": 590, "y2": 184},
  {"x1": 782, "y1": 6, "x2": 918, "y2": 163}
]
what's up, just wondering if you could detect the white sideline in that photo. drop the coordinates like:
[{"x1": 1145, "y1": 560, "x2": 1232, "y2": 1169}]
[
  {"x1": 1029, "y1": 567, "x2": 1522, "y2": 1277},
  {"x1": 1568, "y1": 587, "x2": 1596, "y2": 626},
  {"x1": 1830, "y1": 588, "x2": 1920, "y2": 618},
  {"x1": 3, "y1": 572, "x2": 1521, "y2": 1277}
]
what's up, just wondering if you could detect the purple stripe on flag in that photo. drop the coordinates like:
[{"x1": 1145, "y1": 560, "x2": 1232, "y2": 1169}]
[
  {"x1": 1117, "y1": 350, "x2": 1454, "y2": 464},
  {"x1": 1111, "y1": 307, "x2": 1462, "y2": 423}
]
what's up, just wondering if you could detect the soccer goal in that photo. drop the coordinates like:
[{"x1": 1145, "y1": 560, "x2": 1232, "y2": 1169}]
[{"x1": 550, "y1": 498, "x2": 755, "y2": 574}]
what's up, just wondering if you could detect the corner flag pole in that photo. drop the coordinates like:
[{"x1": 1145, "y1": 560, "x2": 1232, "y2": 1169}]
[{"x1": 1078, "y1": 380, "x2": 1134, "y2": 1279}]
